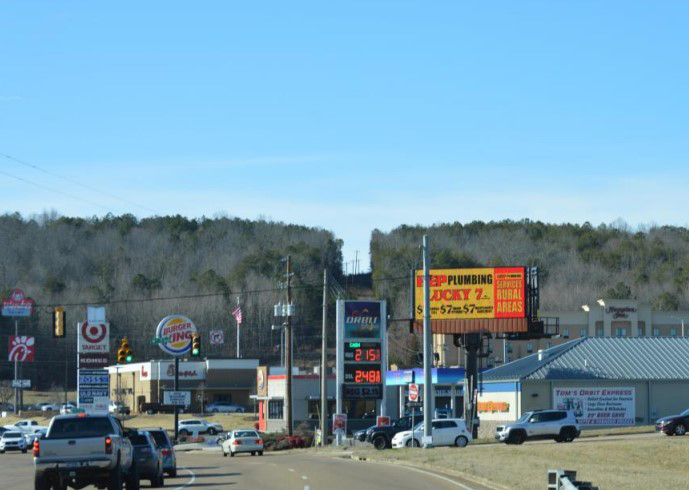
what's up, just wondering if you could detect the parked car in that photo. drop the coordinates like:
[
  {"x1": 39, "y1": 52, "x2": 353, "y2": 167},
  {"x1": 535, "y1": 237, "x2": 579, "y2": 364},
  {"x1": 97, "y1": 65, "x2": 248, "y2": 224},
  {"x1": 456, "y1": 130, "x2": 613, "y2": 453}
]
[
  {"x1": 24, "y1": 428, "x2": 47, "y2": 446},
  {"x1": 140, "y1": 401, "x2": 183, "y2": 415},
  {"x1": 140, "y1": 427, "x2": 177, "y2": 477},
  {"x1": 391, "y1": 418, "x2": 472, "y2": 448},
  {"x1": 13, "y1": 419, "x2": 48, "y2": 434},
  {"x1": 364, "y1": 416, "x2": 416, "y2": 450},
  {"x1": 39, "y1": 403, "x2": 59, "y2": 412},
  {"x1": 495, "y1": 410, "x2": 581, "y2": 444},
  {"x1": 109, "y1": 400, "x2": 131, "y2": 415},
  {"x1": 129, "y1": 431, "x2": 165, "y2": 487},
  {"x1": 177, "y1": 419, "x2": 223, "y2": 436},
  {"x1": 0, "y1": 430, "x2": 28, "y2": 453},
  {"x1": 59, "y1": 403, "x2": 77, "y2": 415},
  {"x1": 220, "y1": 429, "x2": 263, "y2": 457},
  {"x1": 655, "y1": 407, "x2": 689, "y2": 436},
  {"x1": 206, "y1": 402, "x2": 246, "y2": 413}
]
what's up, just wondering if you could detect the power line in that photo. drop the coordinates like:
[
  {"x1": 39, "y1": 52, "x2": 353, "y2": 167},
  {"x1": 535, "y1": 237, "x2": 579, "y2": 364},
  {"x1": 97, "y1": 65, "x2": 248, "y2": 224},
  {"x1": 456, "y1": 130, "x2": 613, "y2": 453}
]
[{"x1": 1, "y1": 152, "x2": 161, "y2": 215}]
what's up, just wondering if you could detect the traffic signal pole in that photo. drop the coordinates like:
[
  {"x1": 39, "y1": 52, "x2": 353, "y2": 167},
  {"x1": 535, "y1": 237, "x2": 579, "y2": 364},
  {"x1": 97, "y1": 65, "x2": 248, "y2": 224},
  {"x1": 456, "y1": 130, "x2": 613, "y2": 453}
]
[{"x1": 174, "y1": 357, "x2": 180, "y2": 442}]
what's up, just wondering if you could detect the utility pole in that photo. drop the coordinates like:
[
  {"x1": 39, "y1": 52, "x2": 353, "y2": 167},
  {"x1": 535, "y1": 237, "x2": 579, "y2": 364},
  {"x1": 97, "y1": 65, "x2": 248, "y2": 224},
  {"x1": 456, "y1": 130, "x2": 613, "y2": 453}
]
[
  {"x1": 285, "y1": 255, "x2": 293, "y2": 436},
  {"x1": 422, "y1": 235, "x2": 434, "y2": 448},
  {"x1": 320, "y1": 269, "x2": 328, "y2": 446}
]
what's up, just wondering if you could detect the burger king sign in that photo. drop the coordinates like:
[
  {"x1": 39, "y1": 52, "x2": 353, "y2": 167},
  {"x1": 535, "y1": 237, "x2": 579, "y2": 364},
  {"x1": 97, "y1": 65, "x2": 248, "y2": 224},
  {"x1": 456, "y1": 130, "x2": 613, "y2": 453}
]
[{"x1": 156, "y1": 315, "x2": 198, "y2": 356}]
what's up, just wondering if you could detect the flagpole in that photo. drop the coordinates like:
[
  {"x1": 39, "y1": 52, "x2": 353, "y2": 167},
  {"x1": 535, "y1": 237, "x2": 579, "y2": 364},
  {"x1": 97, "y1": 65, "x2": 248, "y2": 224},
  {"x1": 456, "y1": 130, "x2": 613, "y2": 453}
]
[{"x1": 235, "y1": 298, "x2": 241, "y2": 359}]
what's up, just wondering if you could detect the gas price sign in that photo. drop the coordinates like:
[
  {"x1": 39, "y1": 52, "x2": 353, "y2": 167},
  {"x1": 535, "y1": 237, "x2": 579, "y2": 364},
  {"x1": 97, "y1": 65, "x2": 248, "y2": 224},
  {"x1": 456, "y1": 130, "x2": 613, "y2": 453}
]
[
  {"x1": 344, "y1": 342, "x2": 381, "y2": 363},
  {"x1": 344, "y1": 364, "x2": 382, "y2": 384}
]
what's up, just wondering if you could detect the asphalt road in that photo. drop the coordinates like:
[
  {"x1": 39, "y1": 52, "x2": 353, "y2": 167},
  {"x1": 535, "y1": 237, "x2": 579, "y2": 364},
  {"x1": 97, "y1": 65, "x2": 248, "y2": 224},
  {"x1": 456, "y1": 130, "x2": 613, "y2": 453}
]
[{"x1": 0, "y1": 449, "x2": 493, "y2": 490}]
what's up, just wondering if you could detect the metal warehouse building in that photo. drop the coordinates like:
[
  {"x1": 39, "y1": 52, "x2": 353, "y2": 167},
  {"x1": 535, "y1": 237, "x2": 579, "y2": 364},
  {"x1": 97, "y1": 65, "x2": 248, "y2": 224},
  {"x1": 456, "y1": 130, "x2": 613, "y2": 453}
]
[{"x1": 476, "y1": 337, "x2": 689, "y2": 436}]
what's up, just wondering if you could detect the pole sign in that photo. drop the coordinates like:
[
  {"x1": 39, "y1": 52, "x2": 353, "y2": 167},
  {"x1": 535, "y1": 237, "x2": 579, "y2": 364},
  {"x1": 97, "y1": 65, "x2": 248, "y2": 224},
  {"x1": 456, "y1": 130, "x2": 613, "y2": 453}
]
[
  {"x1": 2, "y1": 289, "x2": 34, "y2": 317},
  {"x1": 156, "y1": 315, "x2": 197, "y2": 356},
  {"x1": 336, "y1": 300, "x2": 388, "y2": 424},
  {"x1": 163, "y1": 390, "x2": 191, "y2": 407},
  {"x1": 78, "y1": 368, "x2": 109, "y2": 414},
  {"x1": 408, "y1": 383, "x2": 419, "y2": 402},
  {"x1": 78, "y1": 322, "x2": 110, "y2": 354},
  {"x1": 8, "y1": 336, "x2": 35, "y2": 362}
]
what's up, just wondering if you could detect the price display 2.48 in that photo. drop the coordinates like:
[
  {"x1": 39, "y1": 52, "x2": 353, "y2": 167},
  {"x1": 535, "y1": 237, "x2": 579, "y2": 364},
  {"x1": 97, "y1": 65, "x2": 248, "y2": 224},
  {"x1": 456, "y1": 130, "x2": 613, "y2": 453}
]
[{"x1": 344, "y1": 363, "x2": 382, "y2": 384}]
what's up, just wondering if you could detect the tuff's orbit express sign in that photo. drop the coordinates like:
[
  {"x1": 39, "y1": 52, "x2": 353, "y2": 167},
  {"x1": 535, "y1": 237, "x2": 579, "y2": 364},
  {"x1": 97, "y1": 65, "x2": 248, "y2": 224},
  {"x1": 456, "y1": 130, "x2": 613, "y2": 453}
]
[{"x1": 415, "y1": 267, "x2": 526, "y2": 320}]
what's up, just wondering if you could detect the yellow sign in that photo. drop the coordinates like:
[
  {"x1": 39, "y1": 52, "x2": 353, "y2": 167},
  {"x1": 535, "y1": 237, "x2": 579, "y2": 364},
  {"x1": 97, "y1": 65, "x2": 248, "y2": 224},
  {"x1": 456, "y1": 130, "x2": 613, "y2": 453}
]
[
  {"x1": 415, "y1": 267, "x2": 526, "y2": 320},
  {"x1": 478, "y1": 401, "x2": 510, "y2": 413}
]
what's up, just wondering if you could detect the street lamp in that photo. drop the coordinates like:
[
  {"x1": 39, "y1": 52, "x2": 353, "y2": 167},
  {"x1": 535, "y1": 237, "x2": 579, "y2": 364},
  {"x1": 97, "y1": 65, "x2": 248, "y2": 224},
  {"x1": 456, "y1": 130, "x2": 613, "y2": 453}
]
[{"x1": 597, "y1": 299, "x2": 605, "y2": 337}]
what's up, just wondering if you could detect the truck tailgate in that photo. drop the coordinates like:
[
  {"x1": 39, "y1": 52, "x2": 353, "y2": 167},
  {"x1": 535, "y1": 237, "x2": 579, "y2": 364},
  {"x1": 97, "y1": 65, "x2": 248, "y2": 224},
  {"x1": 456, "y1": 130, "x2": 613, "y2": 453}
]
[{"x1": 39, "y1": 436, "x2": 109, "y2": 460}]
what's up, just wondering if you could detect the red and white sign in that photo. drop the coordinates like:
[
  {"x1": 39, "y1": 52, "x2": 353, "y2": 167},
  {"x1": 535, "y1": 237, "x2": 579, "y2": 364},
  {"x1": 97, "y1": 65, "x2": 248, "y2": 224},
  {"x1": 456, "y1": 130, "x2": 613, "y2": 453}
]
[
  {"x1": 377, "y1": 416, "x2": 391, "y2": 427},
  {"x1": 138, "y1": 361, "x2": 206, "y2": 381},
  {"x1": 78, "y1": 322, "x2": 110, "y2": 353},
  {"x1": 333, "y1": 413, "x2": 347, "y2": 433},
  {"x1": 156, "y1": 315, "x2": 197, "y2": 356},
  {"x1": 409, "y1": 383, "x2": 419, "y2": 402},
  {"x1": 8, "y1": 336, "x2": 35, "y2": 362},
  {"x1": 2, "y1": 289, "x2": 35, "y2": 317}
]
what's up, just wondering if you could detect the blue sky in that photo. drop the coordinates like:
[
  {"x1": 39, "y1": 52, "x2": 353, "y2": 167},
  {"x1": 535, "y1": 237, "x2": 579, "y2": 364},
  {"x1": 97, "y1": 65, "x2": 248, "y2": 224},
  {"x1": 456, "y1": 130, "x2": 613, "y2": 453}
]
[{"x1": 2, "y1": 1, "x2": 688, "y2": 271}]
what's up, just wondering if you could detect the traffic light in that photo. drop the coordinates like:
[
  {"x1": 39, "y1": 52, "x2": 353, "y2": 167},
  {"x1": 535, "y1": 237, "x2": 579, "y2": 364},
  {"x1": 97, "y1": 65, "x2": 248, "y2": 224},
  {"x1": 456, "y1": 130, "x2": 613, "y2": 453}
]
[
  {"x1": 191, "y1": 333, "x2": 201, "y2": 357},
  {"x1": 118, "y1": 337, "x2": 133, "y2": 363},
  {"x1": 53, "y1": 307, "x2": 66, "y2": 338}
]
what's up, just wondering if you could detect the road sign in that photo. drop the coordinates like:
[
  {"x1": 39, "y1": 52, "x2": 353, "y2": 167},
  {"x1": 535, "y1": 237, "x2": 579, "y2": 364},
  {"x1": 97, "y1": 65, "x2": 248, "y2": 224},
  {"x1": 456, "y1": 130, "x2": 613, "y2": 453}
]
[
  {"x1": 12, "y1": 379, "x2": 30, "y2": 388},
  {"x1": 156, "y1": 315, "x2": 197, "y2": 356},
  {"x1": 210, "y1": 330, "x2": 224, "y2": 345},
  {"x1": 78, "y1": 353, "x2": 109, "y2": 368},
  {"x1": 409, "y1": 383, "x2": 419, "y2": 402},
  {"x1": 78, "y1": 322, "x2": 110, "y2": 354},
  {"x1": 163, "y1": 390, "x2": 191, "y2": 406},
  {"x1": 8, "y1": 336, "x2": 35, "y2": 362},
  {"x1": 77, "y1": 368, "x2": 109, "y2": 414}
]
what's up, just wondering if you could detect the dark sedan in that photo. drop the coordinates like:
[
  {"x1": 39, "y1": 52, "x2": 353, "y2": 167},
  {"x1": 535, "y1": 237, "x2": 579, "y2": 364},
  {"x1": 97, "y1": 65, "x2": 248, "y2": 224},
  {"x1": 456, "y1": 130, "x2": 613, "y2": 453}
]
[{"x1": 655, "y1": 407, "x2": 689, "y2": 436}]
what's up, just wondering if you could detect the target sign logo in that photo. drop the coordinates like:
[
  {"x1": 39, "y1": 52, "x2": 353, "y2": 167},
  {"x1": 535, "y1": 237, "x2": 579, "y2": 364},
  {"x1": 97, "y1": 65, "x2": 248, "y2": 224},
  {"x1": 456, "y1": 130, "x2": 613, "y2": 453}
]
[{"x1": 78, "y1": 322, "x2": 110, "y2": 353}]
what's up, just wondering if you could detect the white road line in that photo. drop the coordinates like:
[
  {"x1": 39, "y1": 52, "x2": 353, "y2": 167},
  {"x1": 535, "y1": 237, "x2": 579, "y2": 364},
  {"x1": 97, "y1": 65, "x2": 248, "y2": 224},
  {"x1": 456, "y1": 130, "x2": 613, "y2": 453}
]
[
  {"x1": 304, "y1": 486, "x2": 311, "y2": 490},
  {"x1": 172, "y1": 467, "x2": 196, "y2": 490},
  {"x1": 394, "y1": 464, "x2": 479, "y2": 490},
  {"x1": 302, "y1": 475, "x2": 309, "y2": 480},
  {"x1": 289, "y1": 468, "x2": 296, "y2": 472}
]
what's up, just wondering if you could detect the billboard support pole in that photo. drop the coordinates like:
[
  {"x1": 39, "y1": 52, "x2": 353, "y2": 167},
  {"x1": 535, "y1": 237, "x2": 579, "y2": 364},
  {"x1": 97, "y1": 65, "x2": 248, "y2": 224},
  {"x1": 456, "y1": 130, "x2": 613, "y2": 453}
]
[
  {"x1": 320, "y1": 269, "x2": 328, "y2": 446},
  {"x1": 422, "y1": 235, "x2": 434, "y2": 448}
]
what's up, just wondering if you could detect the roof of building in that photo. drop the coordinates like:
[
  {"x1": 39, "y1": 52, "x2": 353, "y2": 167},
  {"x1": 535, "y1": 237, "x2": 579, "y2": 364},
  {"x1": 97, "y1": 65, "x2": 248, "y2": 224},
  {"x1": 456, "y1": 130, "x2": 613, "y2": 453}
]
[{"x1": 482, "y1": 337, "x2": 689, "y2": 381}]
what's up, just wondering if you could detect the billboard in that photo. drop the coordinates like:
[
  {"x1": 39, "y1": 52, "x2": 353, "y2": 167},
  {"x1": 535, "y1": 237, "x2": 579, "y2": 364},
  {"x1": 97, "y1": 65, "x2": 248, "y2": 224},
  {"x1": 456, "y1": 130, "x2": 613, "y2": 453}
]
[
  {"x1": 553, "y1": 387, "x2": 635, "y2": 426},
  {"x1": 344, "y1": 301, "x2": 382, "y2": 339},
  {"x1": 8, "y1": 336, "x2": 35, "y2": 362},
  {"x1": 415, "y1": 267, "x2": 526, "y2": 320}
]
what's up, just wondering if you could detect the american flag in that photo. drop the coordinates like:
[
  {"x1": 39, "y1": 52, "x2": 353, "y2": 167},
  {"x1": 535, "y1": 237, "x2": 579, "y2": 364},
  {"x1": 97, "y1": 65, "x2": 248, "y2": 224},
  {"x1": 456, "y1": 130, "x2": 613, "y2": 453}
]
[{"x1": 232, "y1": 305, "x2": 243, "y2": 325}]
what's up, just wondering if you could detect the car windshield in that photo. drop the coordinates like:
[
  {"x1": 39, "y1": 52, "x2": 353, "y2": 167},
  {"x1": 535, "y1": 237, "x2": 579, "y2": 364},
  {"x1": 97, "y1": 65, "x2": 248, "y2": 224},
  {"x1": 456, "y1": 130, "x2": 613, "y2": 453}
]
[
  {"x1": 147, "y1": 431, "x2": 170, "y2": 447},
  {"x1": 47, "y1": 417, "x2": 115, "y2": 439},
  {"x1": 234, "y1": 431, "x2": 258, "y2": 438},
  {"x1": 517, "y1": 412, "x2": 532, "y2": 423},
  {"x1": 129, "y1": 434, "x2": 150, "y2": 446},
  {"x1": 680, "y1": 408, "x2": 689, "y2": 416}
]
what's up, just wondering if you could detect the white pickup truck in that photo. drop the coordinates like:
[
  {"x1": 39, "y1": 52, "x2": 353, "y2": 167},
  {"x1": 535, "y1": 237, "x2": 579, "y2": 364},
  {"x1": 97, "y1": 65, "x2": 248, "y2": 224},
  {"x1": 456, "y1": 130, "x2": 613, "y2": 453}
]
[
  {"x1": 12, "y1": 419, "x2": 48, "y2": 434},
  {"x1": 33, "y1": 414, "x2": 139, "y2": 490}
]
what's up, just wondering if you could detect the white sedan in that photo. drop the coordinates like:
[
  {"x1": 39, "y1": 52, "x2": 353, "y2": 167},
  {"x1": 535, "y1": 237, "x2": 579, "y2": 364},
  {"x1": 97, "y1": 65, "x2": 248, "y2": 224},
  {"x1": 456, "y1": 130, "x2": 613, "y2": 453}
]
[
  {"x1": 221, "y1": 429, "x2": 264, "y2": 457},
  {"x1": 391, "y1": 418, "x2": 472, "y2": 448}
]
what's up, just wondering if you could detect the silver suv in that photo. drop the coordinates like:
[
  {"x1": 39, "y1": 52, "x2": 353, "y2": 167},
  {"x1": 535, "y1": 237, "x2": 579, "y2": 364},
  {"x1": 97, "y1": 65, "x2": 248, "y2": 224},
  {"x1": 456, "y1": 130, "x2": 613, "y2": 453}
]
[{"x1": 495, "y1": 410, "x2": 581, "y2": 445}]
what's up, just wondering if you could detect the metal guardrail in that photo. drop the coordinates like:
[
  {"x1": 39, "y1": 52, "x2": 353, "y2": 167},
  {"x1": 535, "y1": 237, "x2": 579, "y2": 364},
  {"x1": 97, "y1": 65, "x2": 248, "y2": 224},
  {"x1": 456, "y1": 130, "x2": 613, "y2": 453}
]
[{"x1": 547, "y1": 469, "x2": 599, "y2": 490}]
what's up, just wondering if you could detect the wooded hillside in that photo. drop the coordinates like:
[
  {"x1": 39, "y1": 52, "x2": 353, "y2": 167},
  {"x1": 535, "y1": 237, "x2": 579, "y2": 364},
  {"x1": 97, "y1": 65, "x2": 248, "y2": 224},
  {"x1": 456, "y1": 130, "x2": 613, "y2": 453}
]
[{"x1": 0, "y1": 212, "x2": 343, "y2": 389}]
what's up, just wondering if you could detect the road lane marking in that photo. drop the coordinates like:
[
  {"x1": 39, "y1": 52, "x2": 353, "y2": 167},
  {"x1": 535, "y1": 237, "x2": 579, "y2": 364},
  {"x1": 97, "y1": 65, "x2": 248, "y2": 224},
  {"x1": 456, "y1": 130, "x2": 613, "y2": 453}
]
[
  {"x1": 172, "y1": 467, "x2": 196, "y2": 490},
  {"x1": 302, "y1": 475, "x2": 309, "y2": 480},
  {"x1": 289, "y1": 468, "x2": 296, "y2": 472},
  {"x1": 393, "y1": 464, "x2": 479, "y2": 490},
  {"x1": 304, "y1": 486, "x2": 311, "y2": 490}
]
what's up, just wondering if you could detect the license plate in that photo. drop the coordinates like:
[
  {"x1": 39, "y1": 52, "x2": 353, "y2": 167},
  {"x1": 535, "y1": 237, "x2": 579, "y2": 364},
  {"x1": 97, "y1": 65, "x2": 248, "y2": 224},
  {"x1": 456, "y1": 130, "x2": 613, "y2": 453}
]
[{"x1": 69, "y1": 471, "x2": 76, "y2": 477}]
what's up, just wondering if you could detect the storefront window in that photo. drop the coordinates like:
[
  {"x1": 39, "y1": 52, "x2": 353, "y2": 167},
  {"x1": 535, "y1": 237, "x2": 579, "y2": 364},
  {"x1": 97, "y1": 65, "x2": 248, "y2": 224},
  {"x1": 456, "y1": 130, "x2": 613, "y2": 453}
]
[
  {"x1": 342, "y1": 399, "x2": 377, "y2": 418},
  {"x1": 670, "y1": 328, "x2": 677, "y2": 337},
  {"x1": 580, "y1": 329, "x2": 587, "y2": 337},
  {"x1": 307, "y1": 400, "x2": 336, "y2": 420},
  {"x1": 562, "y1": 328, "x2": 569, "y2": 338},
  {"x1": 652, "y1": 327, "x2": 660, "y2": 337},
  {"x1": 268, "y1": 400, "x2": 284, "y2": 419},
  {"x1": 615, "y1": 328, "x2": 627, "y2": 337}
]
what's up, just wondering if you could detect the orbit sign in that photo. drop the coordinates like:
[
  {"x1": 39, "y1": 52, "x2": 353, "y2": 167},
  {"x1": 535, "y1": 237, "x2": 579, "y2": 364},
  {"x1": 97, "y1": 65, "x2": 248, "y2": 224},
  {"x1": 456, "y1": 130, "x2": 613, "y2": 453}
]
[
  {"x1": 78, "y1": 322, "x2": 110, "y2": 353},
  {"x1": 156, "y1": 315, "x2": 197, "y2": 356}
]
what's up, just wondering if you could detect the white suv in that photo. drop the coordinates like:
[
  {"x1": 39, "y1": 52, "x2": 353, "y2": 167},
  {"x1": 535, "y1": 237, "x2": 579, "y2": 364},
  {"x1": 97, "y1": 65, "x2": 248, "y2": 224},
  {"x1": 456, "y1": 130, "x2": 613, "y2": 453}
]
[
  {"x1": 495, "y1": 410, "x2": 581, "y2": 445},
  {"x1": 391, "y1": 418, "x2": 472, "y2": 448},
  {"x1": 177, "y1": 419, "x2": 224, "y2": 436}
]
